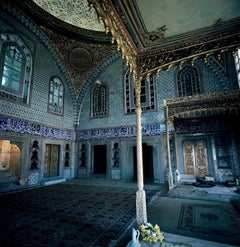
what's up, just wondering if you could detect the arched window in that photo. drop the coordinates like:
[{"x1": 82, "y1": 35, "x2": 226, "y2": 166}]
[
  {"x1": 91, "y1": 83, "x2": 108, "y2": 117},
  {"x1": 234, "y1": 49, "x2": 240, "y2": 88},
  {"x1": 124, "y1": 69, "x2": 156, "y2": 114},
  {"x1": 48, "y1": 77, "x2": 64, "y2": 115},
  {"x1": 2, "y1": 43, "x2": 23, "y2": 92},
  {"x1": 0, "y1": 34, "x2": 32, "y2": 103},
  {"x1": 176, "y1": 65, "x2": 202, "y2": 97}
]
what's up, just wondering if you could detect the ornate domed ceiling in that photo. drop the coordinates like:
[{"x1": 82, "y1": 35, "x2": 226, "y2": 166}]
[
  {"x1": 32, "y1": 0, "x2": 105, "y2": 32},
  {"x1": 11, "y1": 0, "x2": 110, "y2": 42},
  {"x1": 31, "y1": 0, "x2": 240, "y2": 42},
  {"x1": 11, "y1": 0, "x2": 240, "y2": 81}
]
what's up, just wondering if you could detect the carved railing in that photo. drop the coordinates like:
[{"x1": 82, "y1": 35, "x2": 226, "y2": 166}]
[{"x1": 164, "y1": 89, "x2": 240, "y2": 119}]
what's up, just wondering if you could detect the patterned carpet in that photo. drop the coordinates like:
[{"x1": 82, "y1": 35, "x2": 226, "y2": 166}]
[
  {"x1": 178, "y1": 203, "x2": 240, "y2": 245},
  {"x1": 0, "y1": 182, "x2": 158, "y2": 247}
]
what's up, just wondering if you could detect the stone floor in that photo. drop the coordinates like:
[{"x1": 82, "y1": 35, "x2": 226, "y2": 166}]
[{"x1": 116, "y1": 183, "x2": 240, "y2": 247}]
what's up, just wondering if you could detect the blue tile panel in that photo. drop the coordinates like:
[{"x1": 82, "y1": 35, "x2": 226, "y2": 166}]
[
  {"x1": 0, "y1": 116, "x2": 73, "y2": 140},
  {"x1": 77, "y1": 124, "x2": 173, "y2": 140},
  {"x1": 0, "y1": 0, "x2": 76, "y2": 129}
]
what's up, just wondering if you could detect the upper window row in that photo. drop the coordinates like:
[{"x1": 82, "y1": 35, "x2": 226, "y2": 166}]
[
  {"x1": 0, "y1": 34, "x2": 64, "y2": 115},
  {"x1": 3, "y1": 34, "x2": 237, "y2": 119},
  {"x1": 91, "y1": 65, "x2": 202, "y2": 118}
]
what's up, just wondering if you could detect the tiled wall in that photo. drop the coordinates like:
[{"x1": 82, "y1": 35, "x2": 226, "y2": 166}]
[
  {"x1": 0, "y1": 0, "x2": 238, "y2": 184},
  {"x1": 77, "y1": 56, "x2": 229, "y2": 135},
  {"x1": 0, "y1": 1, "x2": 75, "y2": 131}
]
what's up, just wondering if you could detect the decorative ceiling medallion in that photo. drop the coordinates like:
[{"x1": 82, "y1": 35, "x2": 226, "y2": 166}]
[{"x1": 69, "y1": 48, "x2": 92, "y2": 71}]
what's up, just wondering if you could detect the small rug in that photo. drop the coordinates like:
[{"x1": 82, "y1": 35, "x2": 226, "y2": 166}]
[
  {"x1": 0, "y1": 182, "x2": 158, "y2": 247},
  {"x1": 178, "y1": 203, "x2": 240, "y2": 243}
]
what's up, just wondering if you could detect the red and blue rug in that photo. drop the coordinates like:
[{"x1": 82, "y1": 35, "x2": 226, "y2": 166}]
[{"x1": 0, "y1": 182, "x2": 158, "y2": 247}]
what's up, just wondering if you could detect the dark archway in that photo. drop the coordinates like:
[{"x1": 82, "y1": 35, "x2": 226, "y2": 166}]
[
  {"x1": 133, "y1": 143, "x2": 154, "y2": 182},
  {"x1": 93, "y1": 145, "x2": 107, "y2": 175}
]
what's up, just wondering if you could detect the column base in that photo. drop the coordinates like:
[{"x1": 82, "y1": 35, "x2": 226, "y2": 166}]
[{"x1": 136, "y1": 189, "x2": 147, "y2": 225}]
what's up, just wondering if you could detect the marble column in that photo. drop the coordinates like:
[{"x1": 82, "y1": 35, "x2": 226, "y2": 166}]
[{"x1": 134, "y1": 77, "x2": 147, "y2": 225}]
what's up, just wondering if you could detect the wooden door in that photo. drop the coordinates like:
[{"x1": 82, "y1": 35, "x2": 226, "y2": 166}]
[
  {"x1": 44, "y1": 144, "x2": 60, "y2": 177},
  {"x1": 183, "y1": 140, "x2": 208, "y2": 177}
]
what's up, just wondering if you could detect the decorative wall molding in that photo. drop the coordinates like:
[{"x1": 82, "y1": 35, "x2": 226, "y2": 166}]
[
  {"x1": 0, "y1": 116, "x2": 73, "y2": 140},
  {"x1": 77, "y1": 123, "x2": 173, "y2": 140},
  {"x1": 175, "y1": 116, "x2": 237, "y2": 135}
]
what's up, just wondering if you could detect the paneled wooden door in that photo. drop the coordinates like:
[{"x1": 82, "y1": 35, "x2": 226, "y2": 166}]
[
  {"x1": 44, "y1": 144, "x2": 60, "y2": 177},
  {"x1": 183, "y1": 140, "x2": 209, "y2": 177}
]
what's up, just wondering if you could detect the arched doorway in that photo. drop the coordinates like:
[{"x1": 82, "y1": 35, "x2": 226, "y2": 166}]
[{"x1": 0, "y1": 140, "x2": 21, "y2": 183}]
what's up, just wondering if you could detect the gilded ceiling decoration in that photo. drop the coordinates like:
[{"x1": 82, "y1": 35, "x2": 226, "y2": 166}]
[
  {"x1": 41, "y1": 26, "x2": 117, "y2": 95},
  {"x1": 89, "y1": 0, "x2": 240, "y2": 80},
  {"x1": 32, "y1": 0, "x2": 105, "y2": 32},
  {"x1": 18, "y1": 0, "x2": 240, "y2": 91}
]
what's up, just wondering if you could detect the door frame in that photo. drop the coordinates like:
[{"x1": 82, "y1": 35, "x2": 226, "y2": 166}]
[
  {"x1": 42, "y1": 140, "x2": 64, "y2": 179},
  {"x1": 92, "y1": 144, "x2": 107, "y2": 175},
  {"x1": 175, "y1": 135, "x2": 215, "y2": 179},
  {"x1": 183, "y1": 140, "x2": 209, "y2": 177},
  {"x1": 133, "y1": 143, "x2": 154, "y2": 182},
  {"x1": 91, "y1": 142, "x2": 109, "y2": 178},
  {"x1": 44, "y1": 144, "x2": 60, "y2": 177}
]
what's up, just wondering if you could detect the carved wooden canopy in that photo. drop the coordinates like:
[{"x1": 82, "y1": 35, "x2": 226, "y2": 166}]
[{"x1": 164, "y1": 90, "x2": 240, "y2": 121}]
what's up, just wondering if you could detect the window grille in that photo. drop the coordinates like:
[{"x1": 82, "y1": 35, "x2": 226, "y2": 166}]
[
  {"x1": 48, "y1": 77, "x2": 64, "y2": 115},
  {"x1": 0, "y1": 34, "x2": 32, "y2": 103},
  {"x1": 124, "y1": 69, "x2": 156, "y2": 114},
  {"x1": 176, "y1": 65, "x2": 202, "y2": 97},
  {"x1": 91, "y1": 84, "x2": 108, "y2": 117}
]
